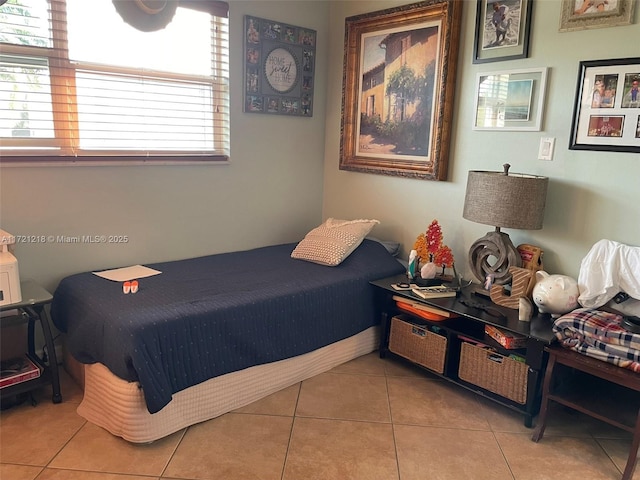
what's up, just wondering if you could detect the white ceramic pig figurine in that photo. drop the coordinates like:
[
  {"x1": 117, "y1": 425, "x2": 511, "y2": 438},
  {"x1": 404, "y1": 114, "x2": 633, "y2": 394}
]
[{"x1": 532, "y1": 271, "x2": 579, "y2": 318}]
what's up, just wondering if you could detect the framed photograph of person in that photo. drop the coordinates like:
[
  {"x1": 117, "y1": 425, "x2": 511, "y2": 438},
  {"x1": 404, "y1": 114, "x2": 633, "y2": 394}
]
[
  {"x1": 472, "y1": 67, "x2": 548, "y2": 131},
  {"x1": 339, "y1": 0, "x2": 463, "y2": 181},
  {"x1": 559, "y1": 0, "x2": 635, "y2": 32},
  {"x1": 473, "y1": 0, "x2": 533, "y2": 64},
  {"x1": 570, "y1": 57, "x2": 640, "y2": 153}
]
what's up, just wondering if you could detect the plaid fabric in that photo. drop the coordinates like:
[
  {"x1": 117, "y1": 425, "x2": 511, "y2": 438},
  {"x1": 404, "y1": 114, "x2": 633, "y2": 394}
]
[{"x1": 553, "y1": 308, "x2": 640, "y2": 373}]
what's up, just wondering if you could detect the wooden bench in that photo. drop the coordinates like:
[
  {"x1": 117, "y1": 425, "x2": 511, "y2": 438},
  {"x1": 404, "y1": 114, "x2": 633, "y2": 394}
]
[{"x1": 532, "y1": 344, "x2": 640, "y2": 480}]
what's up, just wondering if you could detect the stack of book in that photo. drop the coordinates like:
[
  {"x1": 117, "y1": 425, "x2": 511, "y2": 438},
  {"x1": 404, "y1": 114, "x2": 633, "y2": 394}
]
[
  {"x1": 410, "y1": 286, "x2": 458, "y2": 300},
  {"x1": 484, "y1": 325, "x2": 527, "y2": 349},
  {"x1": 1, "y1": 355, "x2": 42, "y2": 389}
]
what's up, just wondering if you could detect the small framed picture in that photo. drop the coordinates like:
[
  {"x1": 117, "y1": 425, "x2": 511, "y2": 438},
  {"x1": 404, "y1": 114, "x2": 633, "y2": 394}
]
[
  {"x1": 559, "y1": 0, "x2": 636, "y2": 32},
  {"x1": 473, "y1": 67, "x2": 548, "y2": 131},
  {"x1": 473, "y1": 0, "x2": 533, "y2": 64}
]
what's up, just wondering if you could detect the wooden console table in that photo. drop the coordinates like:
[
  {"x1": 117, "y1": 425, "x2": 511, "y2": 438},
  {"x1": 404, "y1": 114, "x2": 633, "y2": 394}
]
[
  {"x1": 371, "y1": 274, "x2": 556, "y2": 428},
  {"x1": 532, "y1": 344, "x2": 640, "y2": 480}
]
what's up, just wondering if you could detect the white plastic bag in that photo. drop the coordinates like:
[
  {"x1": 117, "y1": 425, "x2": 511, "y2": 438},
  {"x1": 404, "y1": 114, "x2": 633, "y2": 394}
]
[{"x1": 578, "y1": 239, "x2": 640, "y2": 315}]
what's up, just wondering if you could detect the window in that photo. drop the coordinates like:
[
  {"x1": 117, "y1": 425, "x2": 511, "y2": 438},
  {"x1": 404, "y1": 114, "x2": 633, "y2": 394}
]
[{"x1": 0, "y1": 0, "x2": 229, "y2": 163}]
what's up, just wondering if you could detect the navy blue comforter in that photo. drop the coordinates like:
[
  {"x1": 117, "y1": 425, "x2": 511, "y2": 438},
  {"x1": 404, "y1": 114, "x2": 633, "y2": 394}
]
[{"x1": 51, "y1": 240, "x2": 404, "y2": 413}]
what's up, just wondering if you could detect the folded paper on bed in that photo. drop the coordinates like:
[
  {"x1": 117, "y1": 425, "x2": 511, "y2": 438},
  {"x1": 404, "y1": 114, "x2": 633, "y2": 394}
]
[{"x1": 92, "y1": 265, "x2": 162, "y2": 282}]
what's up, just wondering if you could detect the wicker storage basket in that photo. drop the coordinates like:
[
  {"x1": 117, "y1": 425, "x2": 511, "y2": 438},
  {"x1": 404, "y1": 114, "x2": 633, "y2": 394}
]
[
  {"x1": 388, "y1": 316, "x2": 447, "y2": 374},
  {"x1": 458, "y1": 341, "x2": 528, "y2": 404}
]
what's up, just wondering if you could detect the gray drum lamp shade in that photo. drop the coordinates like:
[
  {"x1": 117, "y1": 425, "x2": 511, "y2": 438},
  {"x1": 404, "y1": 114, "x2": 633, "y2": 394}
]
[{"x1": 463, "y1": 165, "x2": 548, "y2": 230}]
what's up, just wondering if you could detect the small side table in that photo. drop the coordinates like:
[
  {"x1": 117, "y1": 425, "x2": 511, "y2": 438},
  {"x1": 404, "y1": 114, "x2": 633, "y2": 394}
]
[
  {"x1": 532, "y1": 344, "x2": 639, "y2": 480},
  {"x1": 0, "y1": 280, "x2": 62, "y2": 404}
]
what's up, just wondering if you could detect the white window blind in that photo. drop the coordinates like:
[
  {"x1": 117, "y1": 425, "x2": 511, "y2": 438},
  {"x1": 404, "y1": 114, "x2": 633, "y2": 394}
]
[{"x1": 0, "y1": 0, "x2": 229, "y2": 163}]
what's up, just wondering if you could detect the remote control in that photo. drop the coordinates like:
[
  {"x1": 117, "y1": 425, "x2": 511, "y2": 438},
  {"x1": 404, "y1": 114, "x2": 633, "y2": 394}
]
[{"x1": 391, "y1": 282, "x2": 413, "y2": 291}]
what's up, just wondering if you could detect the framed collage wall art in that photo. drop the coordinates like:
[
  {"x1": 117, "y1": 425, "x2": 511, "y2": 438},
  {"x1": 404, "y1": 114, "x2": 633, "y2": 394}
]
[
  {"x1": 569, "y1": 57, "x2": 640, "y2": 153},
  {"x1": 243, "y1": 16, "x2": 316, "y2": 117}
]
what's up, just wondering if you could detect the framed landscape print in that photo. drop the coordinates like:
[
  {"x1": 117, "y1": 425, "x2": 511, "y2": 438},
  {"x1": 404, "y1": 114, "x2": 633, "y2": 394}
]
[
  {"x1": 569, "y1": 57, "x2": 640, "y2": 153},
  {"x1": 473, "y1": 0, "x2": 533, "y2": 64},
  {"x1": 243, "y1": 16, "x2": 316, "y2": 116},
  {"x1": 473, "y1": 67, "x2": 548, "y2": 131},
  {"x1": 339, "y1": 0, "x2": 462, "y2": 181}
]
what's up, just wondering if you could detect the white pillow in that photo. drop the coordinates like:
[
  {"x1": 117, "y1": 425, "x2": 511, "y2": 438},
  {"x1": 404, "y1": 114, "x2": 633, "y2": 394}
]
[{"x1": 291, "y1": 218, "x2": 380, "y2": 266}]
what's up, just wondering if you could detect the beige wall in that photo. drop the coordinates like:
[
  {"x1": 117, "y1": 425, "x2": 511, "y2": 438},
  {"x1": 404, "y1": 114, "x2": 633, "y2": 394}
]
[
  {"x1": 323, "y1": 0, "x2": 640, "y2": 281},
  {"x1": 0, "y1": 1, "x2": 329, "y2": 293},
  {"x1": 1, "y1": 0, "x2": 639, "y2": 294}
]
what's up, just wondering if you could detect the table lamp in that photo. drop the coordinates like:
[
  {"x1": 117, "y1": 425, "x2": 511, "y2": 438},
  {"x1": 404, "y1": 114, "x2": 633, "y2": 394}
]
[{"x1": 463, "y1": 164, "x2": 548, "y2": 286}]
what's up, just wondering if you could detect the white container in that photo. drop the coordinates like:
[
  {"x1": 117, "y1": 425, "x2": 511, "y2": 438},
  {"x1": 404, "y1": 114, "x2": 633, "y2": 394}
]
[{"x1": 0, "y1": 230, "x2": 21, "y2": 306}]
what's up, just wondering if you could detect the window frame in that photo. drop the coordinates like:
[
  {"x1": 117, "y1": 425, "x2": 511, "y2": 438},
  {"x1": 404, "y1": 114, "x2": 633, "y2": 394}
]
[{"x1": 0, "y1": 0, "x2": 230, "y2": 165}]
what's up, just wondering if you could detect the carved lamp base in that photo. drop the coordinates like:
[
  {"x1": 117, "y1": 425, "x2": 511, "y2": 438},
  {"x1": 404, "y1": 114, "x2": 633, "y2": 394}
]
[{"x1": 468, "y1": 230, "x2": 522, "y2": 285}]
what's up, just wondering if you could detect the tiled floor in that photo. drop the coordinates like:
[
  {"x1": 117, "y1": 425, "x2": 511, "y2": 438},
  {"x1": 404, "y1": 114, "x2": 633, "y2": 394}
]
[{"x1": 0, "y1": 352, "x2": 637, "y2": 480}]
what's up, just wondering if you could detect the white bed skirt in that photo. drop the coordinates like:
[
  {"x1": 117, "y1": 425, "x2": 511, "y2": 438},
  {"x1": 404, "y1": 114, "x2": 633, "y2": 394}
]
[{"x1": 74, "y1": 326, "x2": 380, "y2": 443}]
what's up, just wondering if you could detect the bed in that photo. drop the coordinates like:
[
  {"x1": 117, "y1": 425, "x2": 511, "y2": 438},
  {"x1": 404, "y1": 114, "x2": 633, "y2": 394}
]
[{"x1": 51, "y1": 233, "x2": 405, "y2": 443}]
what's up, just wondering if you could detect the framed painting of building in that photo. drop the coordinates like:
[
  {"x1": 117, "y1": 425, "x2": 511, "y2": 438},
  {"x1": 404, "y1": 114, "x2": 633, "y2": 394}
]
[{"x1": 339, "y1": 0, "x2": 462, "y2": 180}]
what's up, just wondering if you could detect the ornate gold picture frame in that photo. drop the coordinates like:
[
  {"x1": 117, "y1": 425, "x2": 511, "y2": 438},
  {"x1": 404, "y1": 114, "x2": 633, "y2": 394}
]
[{"x1": 339, "y1": 0, "x2": 462, "y2": 181}]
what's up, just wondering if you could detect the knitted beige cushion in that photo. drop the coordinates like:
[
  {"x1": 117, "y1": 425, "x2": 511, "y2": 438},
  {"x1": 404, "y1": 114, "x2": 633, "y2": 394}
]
[{"x1": 291, "y1": 218, "x2": 380, "y2": 266}]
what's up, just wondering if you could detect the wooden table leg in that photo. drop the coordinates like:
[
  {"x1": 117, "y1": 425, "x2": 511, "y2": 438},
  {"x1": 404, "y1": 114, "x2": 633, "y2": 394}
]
[
  {"x1": 531, "y1": 351, "x2": 556, "y2": 442},
  {"x1": 533, "y1": 345, "x2": 640, "y2": 480},
  {"x1": 622, "y1": 407, "x2": 640, "y2": 480}
]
